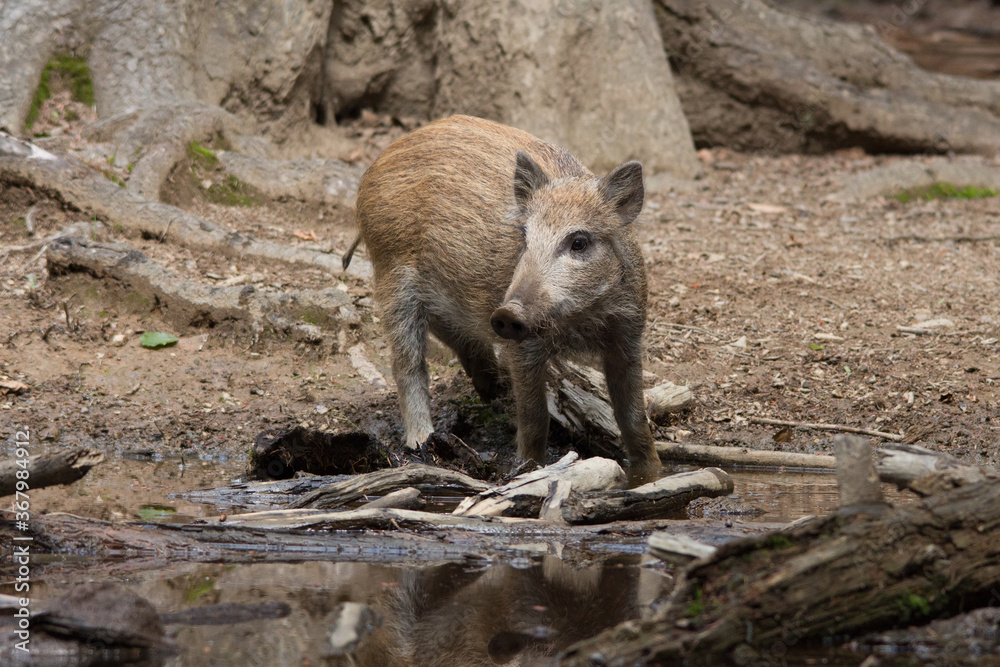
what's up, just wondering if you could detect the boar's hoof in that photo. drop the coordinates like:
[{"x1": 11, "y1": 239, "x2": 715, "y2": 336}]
[{"x1": 490, "y1": 304, "x2": 529, "y2": 341}]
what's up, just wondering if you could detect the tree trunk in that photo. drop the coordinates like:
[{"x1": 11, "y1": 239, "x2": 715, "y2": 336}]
[
  {"x1": 432, "y1": 0, "x2": 700, "y2": 176},
  {"x1": 655, "y1": 0, "x2": 1000, "y2": 154}
]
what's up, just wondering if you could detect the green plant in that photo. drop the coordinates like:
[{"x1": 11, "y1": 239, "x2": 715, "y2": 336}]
[
  {"x1": 204, "y1": 175, "x2": 255, "y2": 207},
  {"x1": 893, "y1": 182, "x2": 999, "y2": 203},
  {"x1": 686, "y1": 588, "x2": 704, "y2": 617},
  {"x1": 762, "y1": 534, "x2": 793, "y2": 550},
  {"x1": 896, "y1": 592, "x2": 932, "y2": 621},
  {"x1": 102, "y1": 169, "x2": 126, "y2": 187},
  {"x1": 26, "y1": 55, "x2": 94, "y2": 130},
  {"x1": 188, "y1": 141, "x2": 219, "y2": 165}
]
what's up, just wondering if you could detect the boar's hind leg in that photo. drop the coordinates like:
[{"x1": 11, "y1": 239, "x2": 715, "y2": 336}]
[
  {"x1": 603, "y1": 346, "x2": 661, "y2": 473},
  {"x1": 432, "y1": 326, "x2": 505, "y2": 401},
  {"x1": 509, "y1": 346, "x2": 550, "y2": 464},
  {"x1": 382, "y1": 277, "x2": 434, "y2": 449}
]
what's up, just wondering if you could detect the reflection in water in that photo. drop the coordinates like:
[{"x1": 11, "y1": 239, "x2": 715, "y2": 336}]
[
  {"x1": 356, "y1": 557, "x2": 653, "y2": 667},
  {"x1": 40, "y1": 558, "x2": 667, "y2": 666},
  {"x1": 722, "y1": 468, "x2": 913, "y2": 523}
]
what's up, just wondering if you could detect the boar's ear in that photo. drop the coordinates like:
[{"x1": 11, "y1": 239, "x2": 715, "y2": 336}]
[
  {"x1": 598, "y1": 161, "x2": 644, "y2": 225},
  {"x1": 513, "y1": 151, "x2": 550, "y2": 209}
]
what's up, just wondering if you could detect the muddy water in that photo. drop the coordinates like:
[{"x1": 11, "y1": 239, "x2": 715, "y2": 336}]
[{"x1": 9, "y1": 455, "x2": 918, "y2": 665}]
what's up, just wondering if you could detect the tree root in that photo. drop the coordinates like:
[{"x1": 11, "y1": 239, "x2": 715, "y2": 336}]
[
  {"x1": 45, "y1": 234, "x2": 359, "y2": 346},
  {"x1": 0, "y1": 131, "x2": 371, "y2": 279}
]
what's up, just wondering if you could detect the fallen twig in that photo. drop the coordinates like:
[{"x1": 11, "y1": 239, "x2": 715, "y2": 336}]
[{"x1": 747, "y1": 416, "x2": 903, "y2": 441}]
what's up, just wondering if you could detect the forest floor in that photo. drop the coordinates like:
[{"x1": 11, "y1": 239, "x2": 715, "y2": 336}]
[{"x1": 2, "y1": 107, "x2": 999, "y2": 521}]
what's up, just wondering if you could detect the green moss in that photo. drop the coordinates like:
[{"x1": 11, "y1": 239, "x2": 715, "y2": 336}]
[
  {"x1": 26, "y1": 55, "x2": 94, "y2": 130},
  {"x1": 188, "y1": 141, "x2": 219, "y2": 165},
  {"x1": 102, "y1": 169, "x2": 126, "y2": 187},
  {"x1": 25, "y1": 72, "x2": 50, "y2": 130},
  {"x1": 204, "y1": 175, "x2": 256, "y2": 207},
  {"x1": 686, "y1": 588, "x2": 704, "y2": 618},
  {"x1": 300, "y1": 307, "x2": 329, "y2": 326},
  {"x1": 762, "y1": 534, "x2": 794, "y2": 550},
  {"x1": 896, "y1": 592, "x2": 932, "y2": 622},
  {"x1": 893, "y1": 182, "x2": 999, "y2": 204}
]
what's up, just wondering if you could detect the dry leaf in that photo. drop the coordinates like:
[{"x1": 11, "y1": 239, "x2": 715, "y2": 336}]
[{"x1": 773, "y1": 426, "x2": 793, "y2": 443}]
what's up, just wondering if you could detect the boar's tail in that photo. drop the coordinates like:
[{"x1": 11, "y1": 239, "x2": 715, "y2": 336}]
[{"x1": 342, "y1": 234, "x2": 362, "y2": 270}]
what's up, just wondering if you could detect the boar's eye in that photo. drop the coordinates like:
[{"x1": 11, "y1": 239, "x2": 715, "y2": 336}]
[{"x1": 570, "y1": 235, "x2": 589, "y2": 253}]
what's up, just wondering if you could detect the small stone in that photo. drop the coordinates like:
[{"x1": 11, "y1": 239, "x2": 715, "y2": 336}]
[{"x1": 727, "y1": 336, "x2": 748, "y2": 349}]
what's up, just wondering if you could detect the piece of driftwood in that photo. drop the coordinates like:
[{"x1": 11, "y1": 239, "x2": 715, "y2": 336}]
[
  {"x1": 453, "y1": 453, "x2": 625, "y2": 518},
  {"x1": 560, "y1": 468, "x2": 734, "y2": 525},
  {"x1": 655, "y1": 441, "x2": 836, "y2": 469},
  {"x1": 8, "y1": 508, "x2": 783, "y2": 574},
  {"x1": 548, "y1": 361, "x2": 694, "y2": 440},
  {"x1": 875, "y1": 443, "x2": 998, "y2": 496},
  {"x1": 364, "y1": 487, "x2": 425, "y2": 511},
  {"x1": 560, "y1": 476, "x2": 1000, "y2": 665},
  {"x1": 645, "y1": 382, "x2": 695, "y2": 420},
  {"x1": 0, "y1": 448, "x2": 104, "y2": 497},
  {"x1": 289, "y1": 464, "x2": 490, "y2": 510},
  {"x1": 834, "y1": 435, "x2": 884, "y2": 508},
  {"x1": 647, "y1": 532, "x2": 718, "y2": 565},
  {"x1": 178, "y1": 475, "x2": 356, "y2": 510},
  {"x1": 546, "y1": 361, "x2": 693, "y2": 461},
  {"x1": 538, "y1": 480, "x2": 574, "y2": 524},
  {"x1": 553, "y1": 379, "x2": 620, "y2": 443}
]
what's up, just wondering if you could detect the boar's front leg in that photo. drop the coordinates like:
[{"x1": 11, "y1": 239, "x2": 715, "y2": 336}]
[
  {"x1": 508, "y1": 343, "x2": 551, "y2": 464},
  {"x1": 380, "y1": 270, "x2": 434, "y2": 449},
  {"x1": 603, "y1": 342, "x2": 661, "y2": 475}
]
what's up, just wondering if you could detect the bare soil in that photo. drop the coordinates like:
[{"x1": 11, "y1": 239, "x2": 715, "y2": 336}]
[{"x1": 3, "y1": 116, "x2": 1000, "y2": 521}]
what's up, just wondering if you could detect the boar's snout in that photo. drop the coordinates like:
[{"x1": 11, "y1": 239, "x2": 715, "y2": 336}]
[{"x1": 490, "y1": 302, "x2": 530, "y2": 341}]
